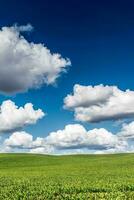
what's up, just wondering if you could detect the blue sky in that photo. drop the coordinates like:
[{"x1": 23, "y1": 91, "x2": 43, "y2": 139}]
[{"x1": 0, "y1": 0, "x2": 134, "y2": 153}]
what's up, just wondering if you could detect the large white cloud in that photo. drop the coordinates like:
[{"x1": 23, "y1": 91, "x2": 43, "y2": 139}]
[
  {"x1": 0, "y1": 100, "x2": 44, "y2": 132},
  {"x1": 64, "y1": 84, "x2": 114, "y2": 109},
  {"x1": 4, "y1": 124, "x2": 126, "y2": 154},
  {"x1": 64, "y1": 84, "x2": 134, "y2": 123},
  {"x1": 0, "y1": 24, "x2": 71, "y2": 94},
  {"x1": 45, "y1": 124, "x2": 126, "y2": 150}
]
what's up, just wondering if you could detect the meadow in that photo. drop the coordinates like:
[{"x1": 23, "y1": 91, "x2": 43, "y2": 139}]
[{"x1": 0, "y1": 153, "x2": 134, "y2": 199}]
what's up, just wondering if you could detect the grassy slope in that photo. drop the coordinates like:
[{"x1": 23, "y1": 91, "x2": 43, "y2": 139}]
[{"x1": 0, "y1": 153, "x2": 134, "y2": 199}]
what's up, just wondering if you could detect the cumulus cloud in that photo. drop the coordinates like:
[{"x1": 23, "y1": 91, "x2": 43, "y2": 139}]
[
  {"x1": 4, "y1": 131, "x2": 53, "y2": 153},
  {"x1": 64, "y1": 84, "x2": 114, "y2": 109},
  {"x1": 45, "y1": 124, "x2": 88, "y2": 149},
  {"x1": 45, "y1": 124, "x2": 126, "y2": 151},
  {"x1": 118, "y1": 121, "x2": 134, "y2": 139},
  {"x1": 3, "y1": 124, "x2": 127, "y2": 154},
  {"x1": 64, "y1": 84, "x2": 134, "y2": 123},
  {"x1": 4, "y1": 131, "x2": 33, "y2": 148},
  {"x1": 0, "y1": 24, "x2": 71, "y2": 94},
  {"x1": 0, "y1": 100, "x2": 44, "y2": 133}
]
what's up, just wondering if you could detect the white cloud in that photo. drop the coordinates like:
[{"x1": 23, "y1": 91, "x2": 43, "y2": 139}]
[
  {"x1": 0, "y1": 100, "x2": 44, "y2": 132},
  {"x1": 32, "y1": 137, "x2": 45, "y2": 147},
  {"x1": 118, "y1": 121, "x2": 134, "y2": 139},
  {"x1": 64, "y1": 84, "x2": 134, "y2": 123},
  {"x1": 4, "y1": 131, "x2": 53, "y2": 153},
  {"x1": 0, "y1": 24, "x2": 71, "y2": 94},
  {"x1": 86, "y1": 128, "x2": 120, "y2": 150},
  {"x1": 64, "y1": 84, "x2": 114, "y2": 109},
  {"x1": 4, "y1": 131, "x2": 33, "y2": 148},
  {"x1": 45, "y1": 124, "x2": 126, "y2": 151},
  {"x1": 0, "y1": 146, "x2": 12, "y2": 153},
  {"x1": 45, "y1": 124, "x2": 88, "y2": 149},
  {"x1": 3, "y1": 124, "x2": 128, "y2": 154}
]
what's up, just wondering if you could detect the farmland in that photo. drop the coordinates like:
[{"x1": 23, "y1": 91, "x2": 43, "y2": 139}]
[{"x1": 0, "y1": 153, "x2": 134, "y2": 199}]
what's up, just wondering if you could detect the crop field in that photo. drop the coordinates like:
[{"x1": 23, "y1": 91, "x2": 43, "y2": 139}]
[{"x1": 0, "y1": 154, "x2": 134, "y2": 199}]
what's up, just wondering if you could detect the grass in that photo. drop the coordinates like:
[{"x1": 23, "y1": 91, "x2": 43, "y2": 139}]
[{"x1": 0, "y1": 153, "x2": 134, "y2": 199}]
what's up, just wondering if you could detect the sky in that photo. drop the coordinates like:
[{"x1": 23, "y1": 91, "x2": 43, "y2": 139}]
[{"x1": 0, "y1": 0, "x2": 134, "y2": 154}]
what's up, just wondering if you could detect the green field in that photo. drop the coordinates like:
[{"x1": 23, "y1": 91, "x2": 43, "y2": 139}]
[{"x1": 0, "y1": 153, "x2": 134, "y2": 199}]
